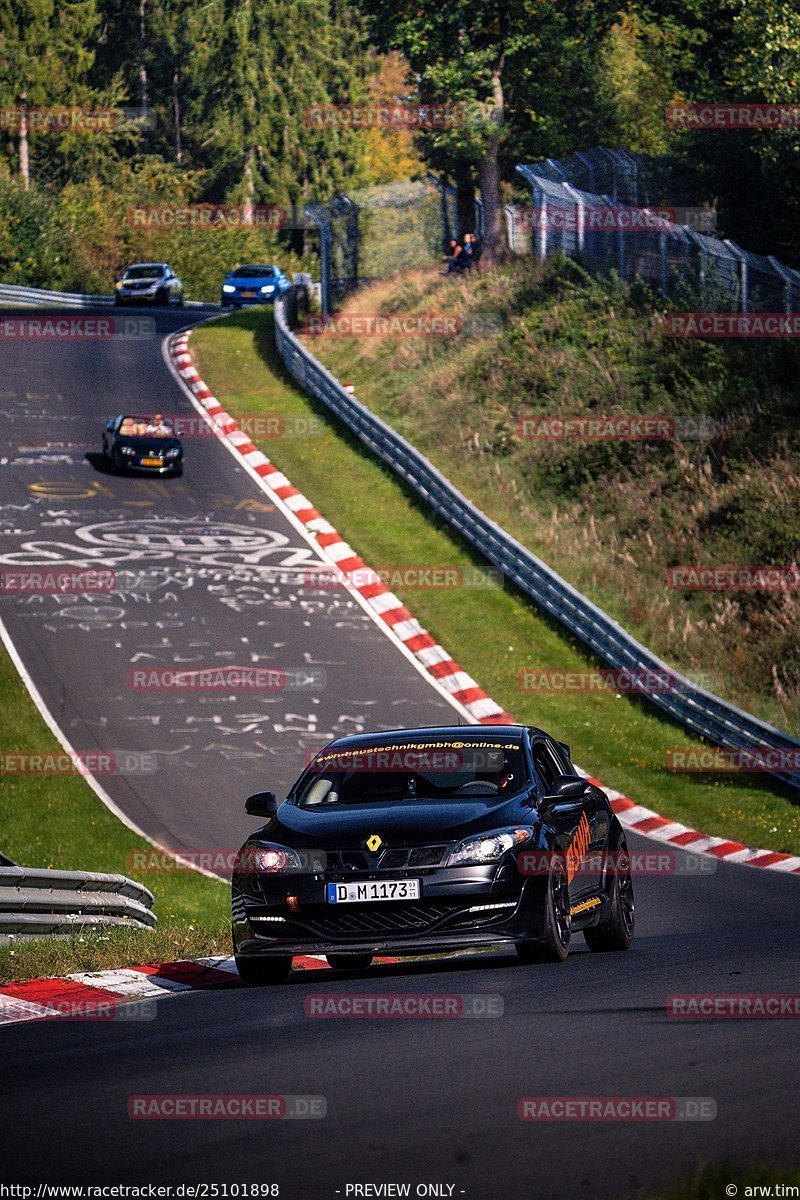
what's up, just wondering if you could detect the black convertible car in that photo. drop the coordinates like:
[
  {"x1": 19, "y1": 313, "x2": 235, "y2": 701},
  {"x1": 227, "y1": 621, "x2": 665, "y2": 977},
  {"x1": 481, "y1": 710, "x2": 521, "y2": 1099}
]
[
  {"x1": 102, "y1": 414, "x2": 183, "y2": 475},
  {"x1": 232, "y1": 724, "x2": 635, "y2": 984}
]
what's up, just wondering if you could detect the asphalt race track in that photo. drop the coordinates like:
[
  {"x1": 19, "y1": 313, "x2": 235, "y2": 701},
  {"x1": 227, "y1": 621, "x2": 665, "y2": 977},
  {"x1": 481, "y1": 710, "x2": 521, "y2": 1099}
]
[
  {"x1": 1, "y1": 307, "x2": 798, "y2": 1197},
  {"x1": 0, "y1": 307, "x2": 457, "y2": 856}
]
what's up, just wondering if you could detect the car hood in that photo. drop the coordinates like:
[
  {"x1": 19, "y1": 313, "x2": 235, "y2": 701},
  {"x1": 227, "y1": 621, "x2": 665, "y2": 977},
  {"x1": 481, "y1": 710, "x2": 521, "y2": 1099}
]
[
  {"x1": 227, "y1": 276, "x2": 279, "y2": 287},
  {"x1": 121, "y1": 277, "x2": 163, "y2": 286},
  {"x1": 265, "y1": 793, "x2": 534, "y2": 847}
]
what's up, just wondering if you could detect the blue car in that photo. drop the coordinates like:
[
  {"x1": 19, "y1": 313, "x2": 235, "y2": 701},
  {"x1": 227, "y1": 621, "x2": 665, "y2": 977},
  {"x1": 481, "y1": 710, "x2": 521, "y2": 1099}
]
[{"x1": 221, "y1": 264, "x2": 291, "y2": 307}]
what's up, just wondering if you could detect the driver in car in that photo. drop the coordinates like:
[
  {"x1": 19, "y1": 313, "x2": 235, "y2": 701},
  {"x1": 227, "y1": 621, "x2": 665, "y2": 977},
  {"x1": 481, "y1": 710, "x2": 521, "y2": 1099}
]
[{"x1": 145, "y1": 413, "x2": 171, "y2": 435}]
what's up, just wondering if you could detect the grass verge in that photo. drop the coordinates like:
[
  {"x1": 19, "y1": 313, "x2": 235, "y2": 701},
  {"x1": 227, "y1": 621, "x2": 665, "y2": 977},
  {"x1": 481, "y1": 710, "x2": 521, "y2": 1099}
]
[
  {"x1": 0, "y1": 633, "x2": 228, "y2": 985},
  {"x1": 191, "y1": 308, "x2": 800, "y2": 856}
]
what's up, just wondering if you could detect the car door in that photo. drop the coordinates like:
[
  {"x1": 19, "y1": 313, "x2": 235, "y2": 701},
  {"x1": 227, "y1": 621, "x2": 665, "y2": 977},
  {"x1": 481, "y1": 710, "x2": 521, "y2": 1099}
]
[
  {"x1": 529, "y1": 734, "x2": 602, "y2": 898},
  {"x1": 546, "y1": 735, "x2": 609, "y2": 893}
]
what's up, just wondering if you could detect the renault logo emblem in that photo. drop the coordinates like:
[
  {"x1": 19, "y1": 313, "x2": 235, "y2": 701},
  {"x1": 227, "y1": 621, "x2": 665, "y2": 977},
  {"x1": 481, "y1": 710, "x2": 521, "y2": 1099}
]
[{"x1": 365, "y1": 834, "x2": 383, "y2": 853}]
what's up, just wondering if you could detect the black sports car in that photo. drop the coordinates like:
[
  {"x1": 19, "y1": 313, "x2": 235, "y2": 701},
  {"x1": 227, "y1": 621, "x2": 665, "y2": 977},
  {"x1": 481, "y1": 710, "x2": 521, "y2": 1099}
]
[
  {"x1": 231, "y1": 724, "x2": 635, "y2": 984},
  {"x1": 102, "y1": 414, "x2": 183, "y2": 475}
]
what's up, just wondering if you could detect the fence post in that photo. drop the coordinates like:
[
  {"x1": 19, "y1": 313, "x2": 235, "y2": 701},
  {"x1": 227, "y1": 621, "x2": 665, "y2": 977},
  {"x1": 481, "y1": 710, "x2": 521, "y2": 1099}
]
[
  {"x1": 562, "y1": 183, "x2": 586, "y2": 256},
  {"x1": 535, "y1": 187, "x2": 548, "y2": 260},
  {"x1": 724, "y1": 239, "x2": 748, "y2": 312},
  {"x1": 504, "y1": 205, "x2": 517, "y2": 254},
  {"x1": 767, "y1": 255, "x2": 796, "y2": 313},
  {"x1": 684, "y1": 229, "x2": 708, "y2": 310},
  {"x1": 304, "y1": 201, "x2": 331, "y2": 316}
]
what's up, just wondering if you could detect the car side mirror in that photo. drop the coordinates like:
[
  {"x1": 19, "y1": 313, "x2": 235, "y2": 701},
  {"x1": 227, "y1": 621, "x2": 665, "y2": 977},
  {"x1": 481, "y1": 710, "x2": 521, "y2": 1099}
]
[
  {"x1": 541, "y1": 775, "x2": 590, "y2": 806},
  {"x1": 245, "y1": 790, "x2": 279, "y2": 817}
]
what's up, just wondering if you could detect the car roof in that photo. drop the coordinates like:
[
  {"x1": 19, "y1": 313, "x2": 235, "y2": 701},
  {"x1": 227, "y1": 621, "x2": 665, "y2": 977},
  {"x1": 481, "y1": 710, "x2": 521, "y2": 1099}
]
[
  {"x1": 322, "y1": 724, "x2": 537, "y2": 751},
  {"x1": 124, "y1": 262, "x2": 168, "y2": 270},
  {"x1": 228, "y1": 264, "x2": 275, "y2": 273}
]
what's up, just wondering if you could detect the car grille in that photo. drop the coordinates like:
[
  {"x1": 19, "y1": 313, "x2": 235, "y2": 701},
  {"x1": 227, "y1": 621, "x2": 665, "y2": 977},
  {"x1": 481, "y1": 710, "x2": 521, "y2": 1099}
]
[
  {"x1": 326, "y1": 845, "x2": 449, "y2": 874},
  {"x1": 301, "y1": 900, "x2": 465, "y2": 937}
]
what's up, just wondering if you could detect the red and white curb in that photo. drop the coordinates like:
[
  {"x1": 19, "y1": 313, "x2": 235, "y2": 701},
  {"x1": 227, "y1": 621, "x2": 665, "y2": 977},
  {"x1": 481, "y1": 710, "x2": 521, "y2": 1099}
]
[
  {"x1": 0, "y1": 954, "x2": 364, "y2": 1026},
  {"x1": 168, "y1": 332, "x2": 511, "y2": 726},
  {"x1": 166, "y1": 331, "x2": 800, "y2": 881}
]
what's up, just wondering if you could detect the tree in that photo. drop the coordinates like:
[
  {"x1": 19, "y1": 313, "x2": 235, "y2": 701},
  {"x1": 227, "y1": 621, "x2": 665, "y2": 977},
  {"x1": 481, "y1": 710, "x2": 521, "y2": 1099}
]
[
  {"x1": 183, "y1": 0, "x2": 366, "y2": 207},
  {"x1": 0, "y1": 0, "x2": 100, "y2": 185}
]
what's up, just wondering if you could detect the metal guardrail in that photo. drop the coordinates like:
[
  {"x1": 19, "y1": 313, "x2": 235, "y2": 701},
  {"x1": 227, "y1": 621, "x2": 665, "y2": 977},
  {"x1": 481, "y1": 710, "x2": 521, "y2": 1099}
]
[
  {"x1": 0, "y1": 282, "x2": 115, "y2": 307},
  {"x1": 0, "y1": 282, "x2": 211, "y2": 309},
  {"x1": 0, "y1": 866, "x2": 156, "y2": 936},
  {"x1": 275, "y1": 292, "x2": 800, "y2": 793}
]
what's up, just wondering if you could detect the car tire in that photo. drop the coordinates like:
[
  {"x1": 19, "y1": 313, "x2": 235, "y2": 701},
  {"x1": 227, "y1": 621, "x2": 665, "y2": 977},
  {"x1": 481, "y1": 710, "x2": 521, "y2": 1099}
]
[
  {"x1": 234, "y1": 955, "x2": 292, "y2": 985},
  {"x1": 583, "y1": 841, "x2": 635, "y2": 953},
  {"x1": 516, "y1": 855, "x2": 571, "y2": 964},
  {"x1": 325, "y1": 953, "x2": 374, "y2": 971}
]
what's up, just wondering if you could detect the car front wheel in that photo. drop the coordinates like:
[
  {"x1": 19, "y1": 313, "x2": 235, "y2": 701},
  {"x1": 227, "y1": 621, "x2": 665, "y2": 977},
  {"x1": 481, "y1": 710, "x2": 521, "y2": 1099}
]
[
  {"x1": 516, "y1": 855, "x2": 571, "y2": 963},
  {"x1": 235, "y1": 955, "x2": 292, "y2": 985}
]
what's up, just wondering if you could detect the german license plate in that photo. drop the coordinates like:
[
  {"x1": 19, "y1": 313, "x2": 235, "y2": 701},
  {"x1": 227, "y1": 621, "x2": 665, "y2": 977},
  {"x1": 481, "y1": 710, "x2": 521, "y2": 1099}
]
[
  {"x1": 141, "y1": 457, "x2": 162, "y2": 467},
  {"x1": 326, "y1": 879, "x2": 420, "y2": 904},
  {"x1": 241, "y1": 291, "x2": 256, "y2": 298}
]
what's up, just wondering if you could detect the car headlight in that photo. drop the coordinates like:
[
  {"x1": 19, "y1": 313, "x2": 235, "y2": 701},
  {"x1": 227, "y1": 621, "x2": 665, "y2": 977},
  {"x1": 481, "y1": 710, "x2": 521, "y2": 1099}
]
[
  {"x1": 120, "y1": 445, "x2": 136, "y2": 456},
  {"x1": 115, "y1": 281, "x2": 123, "y2": 289},
  {"x1": 222, "y1": 284, "x2": 236, "y2": 293},
  {"x1": 242, "y1": 843, "x2": 317, "y2": 874},
  {"x1": 446, "y1": 826, "x2": 533, "y2": 867},
  {"x1": 166, "y1": 447, "x2": 181, "y2": 458},
  {"x1": 261, "y1": 285, "x2": 275, "y2": 293}
]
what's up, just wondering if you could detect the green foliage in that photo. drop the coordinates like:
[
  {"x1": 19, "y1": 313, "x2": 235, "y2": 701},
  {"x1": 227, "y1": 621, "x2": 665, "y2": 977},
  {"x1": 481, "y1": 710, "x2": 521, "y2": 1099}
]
[{"x1": 306, "y1": 259, "x2": 800, "y2": 736}]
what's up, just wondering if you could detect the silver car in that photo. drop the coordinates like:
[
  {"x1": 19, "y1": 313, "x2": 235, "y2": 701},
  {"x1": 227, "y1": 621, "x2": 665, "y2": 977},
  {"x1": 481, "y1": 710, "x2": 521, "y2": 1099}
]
[{"x1": 114, "y1": 262, "x2": 184, "y2": 306}]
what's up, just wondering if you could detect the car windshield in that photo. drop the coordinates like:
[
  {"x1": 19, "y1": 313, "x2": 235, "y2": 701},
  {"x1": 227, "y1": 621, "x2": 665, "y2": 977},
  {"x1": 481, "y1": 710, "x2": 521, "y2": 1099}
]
[
  {"x1": 296, "y1": 740, "x2": 528, "y2": 807},
  {"x1": 232, "y1": 265, "x2": 275, "y2": 279},
  {"x1": 123, "y1": 266, "x2": 166, "y2": 279},
  {"x1": 119, "y1": 416, "x2": 174, "y2": 437}
]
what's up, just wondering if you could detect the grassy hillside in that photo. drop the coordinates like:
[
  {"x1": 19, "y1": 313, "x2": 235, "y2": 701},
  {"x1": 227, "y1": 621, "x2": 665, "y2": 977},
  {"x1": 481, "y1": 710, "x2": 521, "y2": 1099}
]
[
  {"x1": 191, "y1": 310, "x2": 800, "y2": 858},
  {"x1": 303, "y1": 258, "x2": 800, "y2": 739}
]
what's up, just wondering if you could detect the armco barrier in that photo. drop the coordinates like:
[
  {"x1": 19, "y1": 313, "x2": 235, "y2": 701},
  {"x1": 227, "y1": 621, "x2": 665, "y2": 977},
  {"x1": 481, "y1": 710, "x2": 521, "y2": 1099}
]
[
  {"x1": 274, "y1": 293, "x2": 800, "y2": 794},
  {"x1": 0, "y1": 282, "x2": 210, "y2": 309},
  {"x1": 0, "y1": 866, "x2": 156, "y2": 936}
]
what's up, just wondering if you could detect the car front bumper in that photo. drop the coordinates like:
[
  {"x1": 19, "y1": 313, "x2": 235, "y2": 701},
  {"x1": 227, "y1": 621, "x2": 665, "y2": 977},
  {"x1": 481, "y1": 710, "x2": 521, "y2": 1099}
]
[{"x1": 232, "y1": 867, "x2": 551, "y2": 958}]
